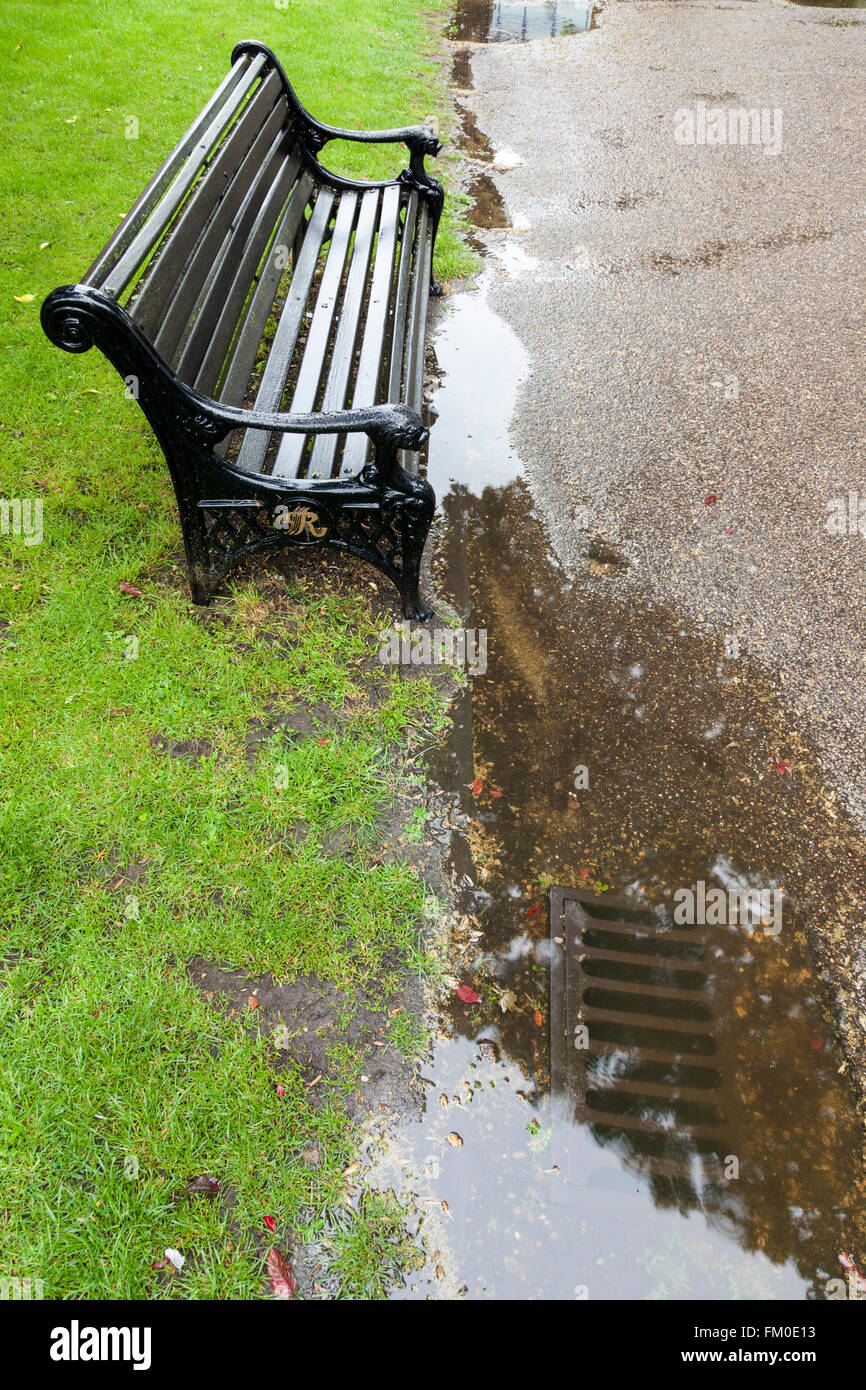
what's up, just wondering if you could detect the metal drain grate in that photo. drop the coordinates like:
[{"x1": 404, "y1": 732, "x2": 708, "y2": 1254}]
[{"x1": 549, "y1": 886, "x2": 731, "y2": 1191}]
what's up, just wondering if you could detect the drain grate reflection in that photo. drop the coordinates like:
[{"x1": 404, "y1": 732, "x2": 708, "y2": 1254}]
[{"x1": 551, "y1": 886, "x2": 737, "y2": 1192}]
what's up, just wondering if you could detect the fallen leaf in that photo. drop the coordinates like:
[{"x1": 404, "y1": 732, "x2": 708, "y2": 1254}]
[
  {"x1": 704, "y1": 494, "x2": 717, "y2": 505},
  {"x1": 276, "y1": 1083, "x2": 285, "y2": 1098},
  {"x1": 810, "y1": 1039, "x2": 823, "y2": 1050},
  {"x1": 14, "y1": 293, "x2": 35, "y2": 303},
  {"x1": 118, "y1": 580, "x2": 143, "y2": 597},
  {"x1": 773, "y1": 759, "x2": 792, "y2": 776},
  {"x1": 183, "y1": 1175, "x2": 221, "y2": 1198},
  {"x1": 533, "y1": 1011, "x2": 543, "y2": 1027},
  {"x1": 264, "y1": 1215, "x2": 276, "y2": 1233},
  {"x1": 455, "y1": 984, "x2": 480, "y2": 1004},
  {"x1": 489, "y1": 788, "x2": 504, "y2": 798},
  {"x1": 499, "y1": 989, "x2": 517, "y2": 1013},
  {"x1": 266, "y1": 1246, "x2": 297, "y2": 1299},
  {"x1": 471, "y1": 777, "x2": 483, "y2": 796},
  {"x1": 524, "y1": 902, "x2": 542, "y2": 921},
  {"x1": 247, "y1": 995, "x2": 259, "y2": 1010},
  {"x1": 445, "y1": 1132, "x2": 463, "y2": 1148}
]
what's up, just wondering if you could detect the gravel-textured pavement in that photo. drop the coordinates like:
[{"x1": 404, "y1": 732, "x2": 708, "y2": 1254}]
[{"x1": 460, "y1": 0, "x2": 866, "y2": 828}]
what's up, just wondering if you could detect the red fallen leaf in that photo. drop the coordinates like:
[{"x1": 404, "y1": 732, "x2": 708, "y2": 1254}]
[
  {"x1": 455, "y1": 984, "x2": 480, "y2": 1004},
  {"x1": 810, "y1": 1039, "x2": 823, "y2": 1050},
  {"x1": 150, "y1": 1259, "x2": 169, "y2": 1270},
  {"x1": 524, "y1": 903, "x2": 542, "y2": 921},
  {"x1": 489, "y1": 788, "x2": 504, "y2": 798},
  {"x1": 276, "y1": 1084, "x2": 285, "y2": 1098},
  {"x1": 704, "y1": 494, "x2": 717, "y2": 505},
  {"x1": 723, "y1": 526, "x2": 735, "y2": 535},
  {"x1": 119, "y1": 580, "x2": 143, "y2": 597},
  {"x1": 264, "y1": 1215, "x2": 276, "y2": 1233},
  {"x1": 533, "y1": 1011, "x2": 543, "y2": 1027},
  {"x1": 471, "y1": 777, "x2": 483, "y2": 796},
  {"x1": 579, "y1": 868, "x2": 591, "y2": 880},
  {"x1": 266, "y1": 1247, "x2": 297, "y2": 1300},
  {"x1": 315, "y1": 738, "x2": 329, "y2": 746},
  {"x1": 773, "y1": 760, "x2": 792, "y2": 776},
  {"x1": 248, "y1": 995, "x2": 259, "y2": 1009}
]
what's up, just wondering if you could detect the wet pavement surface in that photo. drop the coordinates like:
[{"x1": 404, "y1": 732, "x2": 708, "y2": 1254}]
[
  {"x1": 459, "y1": 1, "x2": 866, "y2": 843},
  {"x1": 357, "y1": 1, "x2": 866, "y2": 1300}
]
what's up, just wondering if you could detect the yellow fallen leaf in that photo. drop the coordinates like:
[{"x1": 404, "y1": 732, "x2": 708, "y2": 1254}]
[{"x1": 13, "y1": 294, "x2": 35, "y2": 303}]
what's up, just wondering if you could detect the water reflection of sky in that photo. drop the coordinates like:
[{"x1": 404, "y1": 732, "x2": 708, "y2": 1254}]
[
  {"x1": 452, "y1": 0, "x2": 594, "y2": 44},
  {"x1": 424, "y1": 276, "x2": 527, "y2": 499}
]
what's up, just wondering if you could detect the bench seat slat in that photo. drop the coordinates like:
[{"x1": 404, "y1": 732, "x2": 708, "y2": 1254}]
[
  {"x1": 387, "y1": 193, "x2": 420, "y2": 408},
  {"x1": 84, "y1": 55, "x2": 252, "y2": 289},
  {"x1": 305, "y1": 187, "x2": 381, "y2": 480},
  {"x1": 339, "y1": 183, "x2": 403, "y2": 477},
  {"x1": 130, "y1": 70, "x2": 285, "y2": 339},
  {"x1": 100, "y1": 53, "x2": 267, "y2": 300},
  {"x1": 400, "y1": 204, "x2": 431, "y2": 474},
  {"x1": 272, "y1": 191, "x2": 361, "y2": 479},
  {"x1": 235, "y1": 188, "x2": 336, "y2": 474},
  {"x1": 214, "y1": 171, "x2": 316, "y2": 437}
]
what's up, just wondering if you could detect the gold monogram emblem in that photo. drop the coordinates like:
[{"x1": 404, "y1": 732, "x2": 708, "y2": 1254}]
[{"x1": 273, "y1": 504, "x2": 329, "y2": 540}]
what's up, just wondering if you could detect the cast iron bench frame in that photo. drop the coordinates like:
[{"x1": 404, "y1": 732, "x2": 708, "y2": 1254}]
[{"x1": 41, "y1": 40, "x2": 444, "y2": 618}]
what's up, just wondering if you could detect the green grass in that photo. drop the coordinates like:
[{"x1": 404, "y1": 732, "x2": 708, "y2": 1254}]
[{"x1": 0, "y1": 0, "x2": 465, "y2": 1299}]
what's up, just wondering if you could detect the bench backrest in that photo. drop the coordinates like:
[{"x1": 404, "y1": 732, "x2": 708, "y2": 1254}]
[
  {"x1": 85, "y1": 52, "x2": 317, "y2": 401},
  {"x1": 79, "y1": 48, "x2": 431, "y2": 482}
]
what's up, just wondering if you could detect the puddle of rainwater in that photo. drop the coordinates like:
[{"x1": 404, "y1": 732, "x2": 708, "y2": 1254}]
[
  {"x1": 362, "y1": 264, "x2": 866, "y2": 1299},
  {"x1": 356, "y1": 25, "x2": 866, "y2": 1298},
  {"x1": 451, "y1": 0, "x2": 595, "y2": 43},
  {"x1": 451, "y1": 47, "x2": 475, "y2": 90}
]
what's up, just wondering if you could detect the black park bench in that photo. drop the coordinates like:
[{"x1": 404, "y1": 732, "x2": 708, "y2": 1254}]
[{"x1": 41, "y1": 40, "x2": 444, "y2": 619}]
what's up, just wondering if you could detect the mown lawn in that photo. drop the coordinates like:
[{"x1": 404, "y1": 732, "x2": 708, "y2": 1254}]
[{"x1": 0, "y1": 0, "x2": 466, "y2": 1298}]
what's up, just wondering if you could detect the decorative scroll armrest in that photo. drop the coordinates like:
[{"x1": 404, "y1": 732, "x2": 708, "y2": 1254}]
[
  {"x1": 205, "y1": 400, "x2": 429, "y2": 452},
  {"x1": 230, "y1": 41, "x2": 441, "y2": 162},
  {"x1": 312, "y1": 121, "x2": 442, "y2": 160},
  {"x1": 41, "y1": 284, "x2": 429, "y2": 457}
]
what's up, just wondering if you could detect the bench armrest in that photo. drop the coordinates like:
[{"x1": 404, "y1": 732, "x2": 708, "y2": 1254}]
[
  {"x1": 204, "y1": 400, "x2": 429, "y2": 452},
  {"x1": 230, "y1": 41, "x2": 441, "y2": 163},
  {"x1": 312, "y1": 121, "x2": 441, "y2": 160},
  {"x1": 42, "y1": 283, "x2": 429, "y2": 457}
]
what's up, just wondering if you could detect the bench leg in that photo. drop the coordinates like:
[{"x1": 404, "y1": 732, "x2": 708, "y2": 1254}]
[{"x1": 395, "y1": 489, "x2": 435, "y2": 621}]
